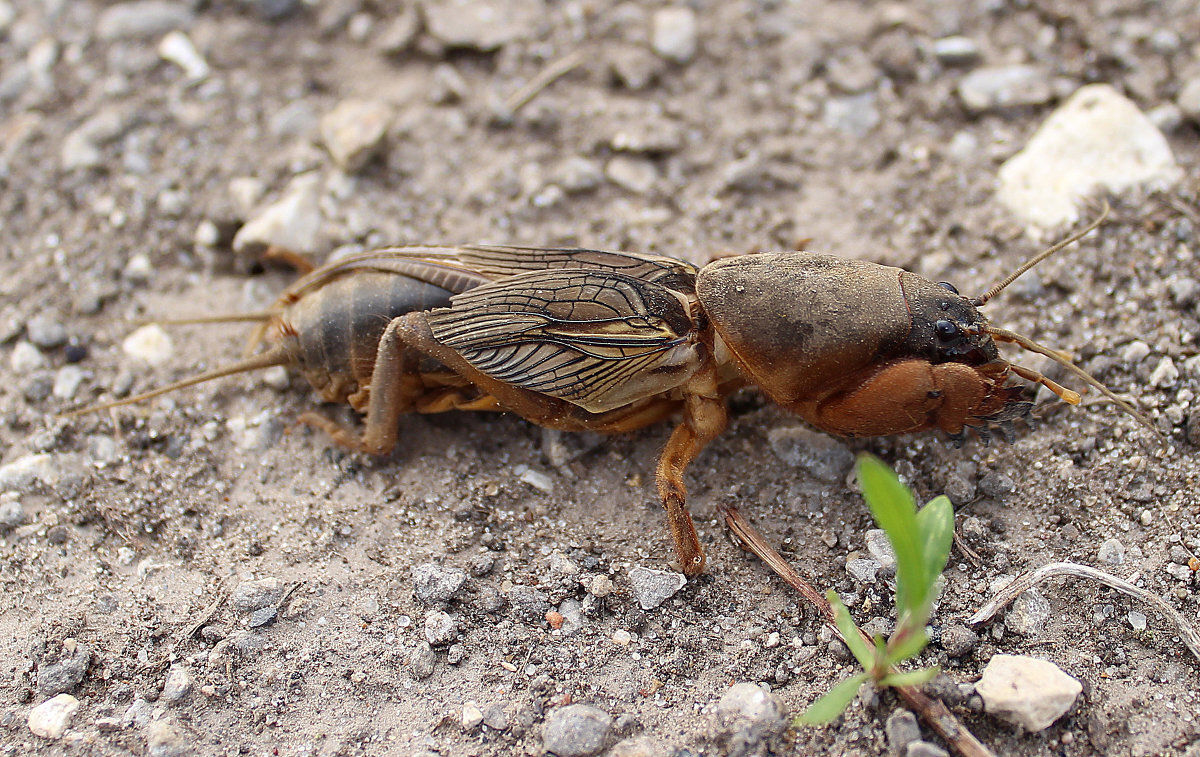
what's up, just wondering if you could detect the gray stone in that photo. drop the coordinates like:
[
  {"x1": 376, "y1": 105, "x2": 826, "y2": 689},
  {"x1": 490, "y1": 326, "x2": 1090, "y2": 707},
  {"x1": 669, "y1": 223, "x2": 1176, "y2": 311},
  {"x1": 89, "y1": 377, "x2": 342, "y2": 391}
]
[
  {"x1": 821, "y1": 93, "x2": 880, "y2": 137},
  {"x1": 609, "y1": 736, "x2": 669, "y2": 757},
  {"x1": 907, "y1": 741, "x2": 949, "y2": 757},
  {"x1": 0, "y1": 496, "x2": 25, "y2": 529},
  {"x1": 26, "y1": 314, "x2": 66, "y2": 349},
  {"x1": 412, "y1": 562, "x2": 468, "y2": 604},
  {"x1": 1005, "y1": 589, "x2": 1050, "y2": 635},
  {"x1": 932, "y1": 36, "x2": 980, "y2": 66},
  {"x1": 627, "y1": 566, "x2": 686, "y2": 610},
  {"x1": 846, "y1": 558, "x2": 881, "y2": 585},
  {"x1": 997, "y1": 84, "x2": 1181, "y2": 233},
  {"x1": 553, "y1": 157, "x2": 604, "y2": 194},
  {"x1": 651, "y1": 7, "x2": 698, "y2": 64},
  {"x1": 122, "y1": 698, "x2": 154, "y2": 728},
  {"x1": 160, "y1": 665, "x2": 191, "y2": 704},
  {"x1": 605, "y1": 156, "x2": 658, "y2": 194},
  {"x1": 36, "y1": 642, "x2": 89, "y2": 696},
  {"x1": 423, "y1": 0, "x2": 546, "y2": 51},
  {"x1": 320, "y1": 100, "x2": 392, "y2": 172},
  {"x1": 715, "y1": 682, "x2": 786, "y2": 750},
  {"x1": 766, "y1": 425, "x2": 854, "y2": 483},
  {"x1": 146, "y1": 719, "x2": 193, "y2": 757},
  {"x1": 97, "y1": 1, "x2": 194, "y2": 40},
  {"x1": 482, "y1": 703, "x2": 508, "y2": 730},
  {"x1": 507, "y1": 585, "x2": 550, "y2": 622},
  {"x1": 231, "y1": 577, "x2": 283, "y2": 613},
  {"x1": 28, "y1": 694, "x2": 79, "y2": 739},
  {"x1": 239, "y1": 0, "x2": 301, "y2": 21},
  {"x1": 542, "y1": 704, "x2": 613, "y2": 757},
  {"x1": 409, "y1": 641, "x2": 435, "y2": 679},
  {"x1": 232, "y1": 173, "x2": 324, "y2": 256},
  {"x1": 424, "y1": 610, "x2": 457, "y2": 646},
  {"x1": 885, "y1": 708, "x2": 921, "y2": 754},
  {"x1": 939, "y1": 624, "x2": 979, "y2": 658},
  {"x1": 957, "y1": 65, "x2": 1053, "y2": 113},
  {"x1": 558, "y1": 598, "x2": 585, "y2": 635},
  {"x1": 247, "y1": 606, "x2": 277, "y2": 627},
  {"x1": 865, "y1": 530, "x2": 897, "y2": 572},
  {"x1": 975, "y1": 654, "x2": 1081, "y2": 731},
  {"x1": 53, "y1": 366, "x2": 86, "y2": 401},
  {"x1": 978, "y1": 471, "x2": 1015, "y2": 499},
  {"x1": 1097, "y1": 537, "x2": 1125, "y2": 565}
]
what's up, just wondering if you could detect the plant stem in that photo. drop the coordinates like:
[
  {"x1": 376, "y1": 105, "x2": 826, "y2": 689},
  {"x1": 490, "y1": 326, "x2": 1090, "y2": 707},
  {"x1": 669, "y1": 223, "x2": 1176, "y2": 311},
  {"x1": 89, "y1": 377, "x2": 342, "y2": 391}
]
[{"x1": 718, "y1": 502, "x2": 995, "y2": 757}]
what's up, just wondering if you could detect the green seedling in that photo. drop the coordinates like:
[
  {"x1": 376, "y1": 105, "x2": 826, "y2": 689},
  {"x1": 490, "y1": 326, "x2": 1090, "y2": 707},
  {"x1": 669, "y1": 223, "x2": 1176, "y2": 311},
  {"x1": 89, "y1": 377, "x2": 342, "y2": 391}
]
[{"x1": 799, "y1": 454, "x2": 954, "y2": 725}]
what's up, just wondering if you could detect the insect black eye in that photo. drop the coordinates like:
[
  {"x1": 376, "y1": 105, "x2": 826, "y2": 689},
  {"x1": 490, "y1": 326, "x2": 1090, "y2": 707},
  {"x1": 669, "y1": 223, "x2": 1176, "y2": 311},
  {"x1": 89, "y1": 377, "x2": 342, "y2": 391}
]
[
  {"x1": 935, "y1": 319, "x2": 960, "y2": 340},
  {"x1": 937, "y1": 281, "x2": 959, "y2": 295}
]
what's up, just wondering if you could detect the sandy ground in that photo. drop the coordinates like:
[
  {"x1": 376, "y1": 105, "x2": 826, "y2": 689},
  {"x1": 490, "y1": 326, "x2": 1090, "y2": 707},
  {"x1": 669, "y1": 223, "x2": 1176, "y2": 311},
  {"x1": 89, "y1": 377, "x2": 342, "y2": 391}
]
[{"x1": 2, "y1": 0, "x2": 1199, "y2": 755}]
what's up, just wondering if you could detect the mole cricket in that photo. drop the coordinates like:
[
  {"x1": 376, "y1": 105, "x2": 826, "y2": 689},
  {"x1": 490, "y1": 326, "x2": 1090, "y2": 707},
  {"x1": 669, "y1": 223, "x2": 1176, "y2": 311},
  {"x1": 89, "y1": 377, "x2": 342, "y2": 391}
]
[{"x1": 67, "y1": 205, "x2": 1151, "y2": 575}]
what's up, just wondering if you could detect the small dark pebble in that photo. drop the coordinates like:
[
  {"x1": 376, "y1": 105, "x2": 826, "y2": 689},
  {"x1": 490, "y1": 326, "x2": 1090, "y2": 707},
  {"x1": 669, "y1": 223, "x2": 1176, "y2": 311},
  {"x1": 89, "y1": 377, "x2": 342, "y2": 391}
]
[
  {"x1": 23, "y1": 375, "x2": 53, "y2": 402},
  {"x1": 923, "y1": 673, "x2": 968, "y2": 707},
  {"x1": 939, "y1": 624, "x2": 978, "y2": 658},
  {"x1": 1186, "y1": 411, "x2": 1200, "y2": 446},
  {"x1": 46, "y1": 525, "x2": 71, "y2": 545},
  {"x1": 247, "y1": 606, "x2": 277, "y2": 628},
  {"x1": 64, "y1": 343, "x2": 88, "y2": 364},
  {"x1": 978, "y1": 471, "x2": 1015, "y2": 499}
]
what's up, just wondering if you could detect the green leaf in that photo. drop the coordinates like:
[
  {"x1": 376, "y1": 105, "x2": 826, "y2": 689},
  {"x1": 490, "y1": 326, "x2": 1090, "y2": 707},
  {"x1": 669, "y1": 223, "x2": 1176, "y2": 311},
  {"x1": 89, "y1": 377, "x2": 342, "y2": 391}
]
[
  {"x1": 828, "y1": 590, "x2": 875, "y2": 671},
  {"x1": 796, "y1": 672, "x2": 871, "y2": 725},
  {"x1": 878, "y1": 666, "x2": 941, "y2": 689},
  {"x1": 915, "y1": 494, "x2": 954, "y2": 594},
  {"x1": 856, "y1": 455, "x2": 925, "y2": 615},
  {"x1": 884, "y1": 626, "x2": 928, "y2": 663}
]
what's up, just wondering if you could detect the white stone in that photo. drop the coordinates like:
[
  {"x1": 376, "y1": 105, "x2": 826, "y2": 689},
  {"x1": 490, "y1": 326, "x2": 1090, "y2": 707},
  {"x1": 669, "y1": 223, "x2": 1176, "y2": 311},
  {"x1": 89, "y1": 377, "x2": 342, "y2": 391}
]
[
  {"x1": 11, "y1": 340, "x2": 46, "y2": 372},
  {"x1": 628, "y1": 566, "x2": 686, "y2": 610},
  {"x1": 1149, "y1": 356, "x2": 1178, "y2": 388},
  {"x1": 28, "y1": 694, "x2": 79, "y2": 739},
  {"x1": 319, "y1": 100, "x2": 393, "y2": 172},
  {"x1": 997, "y1": 84, "x2": 1181, "y2": 234},
  {"x1": 122, "y1": 324, "x2": 174, "y2": 367},
  {"x1": 158, "y1": 30, "x2": 208, "y2": 80},
  {"x1": 461, "y1": 701, "x2": 484, "y2": 730},
  {"x1": 652, "y1": 7, "x2": 698, "y2": 63},
  {"x1": 975, "y1": 654, "x2": 1081, "y2": 731},
  {"x1": 422, "y1": 0, "x2": 545, "y2": 51},
  {"x1": 232, "y1": 173, "x2": 324, "y2": 255}
]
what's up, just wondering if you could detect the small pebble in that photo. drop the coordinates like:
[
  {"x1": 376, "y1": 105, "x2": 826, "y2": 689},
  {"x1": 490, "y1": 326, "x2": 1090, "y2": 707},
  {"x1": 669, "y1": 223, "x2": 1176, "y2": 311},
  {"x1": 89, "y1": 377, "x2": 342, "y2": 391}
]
[
  {"x1": 589, "y1": 575, "x2": 615, "y2": 598},
  {"x1": 1127, "y1": 611, "x2": 1148, "y2": 631},
  {"x1": 232, "y1": 173, "x2": 324, "y2": 255},
  {"x1": 424, "y1": 610, "x2": 457, "y2": 646},
  {"x1": 11, "y1": 341, "x2": 46, "y2": 372},
  {"x1": 907, "y1": 741, "x2": 950, "y2": 757},
  {"x1": 483, "y1": 703, "x2": 508, "y2": 731},
  {"x1": 122, "y1": 324, "x2": 173, "y2": 366},
  {"x1": 605, "y1": 156, "x2": 658, "y2": 195},
  {"x1": 846, "y1": 558, "x2": 880, "y2": 585},
  {"x1": 558, "y1": 599, "x2": 585, "y2": 635},
  {"x1": 821, "y1": 92, "x2": 880, "y2": 136},
  {"x1": 467, "y1": 552, "x2": 495, "y2": 577},
  {"x1": 542, "y1": 704, "x2": 613, "y2": 757},
  {"x1": 939, "y1": 624, "x2": 979, "y2": 658},
  {"x1": 975, "y1": 654, "x2": 1081, "y2": 732},
  {"x1": 611, "y1": 629, "x2": 632, "y2": 646},
  {"x1": 320, "y1": 99, "x2": 392, "y2": 172},
  {"x1": 160, "y1": 665, "x2": 192, "y2": 704},
  {"x1": 1178, "y1": 76, "x2": 1200, "y2": 123},
  {"x1": 864, "y1": 530, "x2": 897, "y2": 572},
  {"x1": 1122, "y1": 340, "x2": 1151, "y2": 364},
  {"x1": 553, "y1": 157, "x2": 604, "y2": 194},
  {"x1": 978, "y1": 471, "x2": 1015, "y2": 499},
  {"x1": 627, "y1": 566, "x2": 685, "y2": 610},
  {"x1": 158, "y1": 30, "x2": 209, "y2": 80},
  {"x1": 412, "y1": 562, "x2": 468, "y2": 605},
  {"x1": 651, "y1": 7, "x2": 698, "y2": 64},
  {"x1": 957, "y1": 65, "x2": 1053, "y2": 113},
  {"x1": 97, "y1": 1, "x2": 194, "y2": 40},
  {"x1": 53, "y1": 366, "x2": 85, "y2": 401},
  {"x1": 26, "y1": 314, "x2": 67, "y2": 349},
  {"x1": 1097, "y1": 537, "x2": 1125, "y2": 565},
  {"x1": 932, "y1": 36, "x2": 980, "y2": 66},
  {"x1": 422, "y1": 0, "x2": 543, "y2": 51},
  {"x1": 507, "y1": 585, "x2": 551, "y2": 622},
  {"x1": 247, "y1": 606, "x2": 277, "y2": 627},
  {"x1": 1006, "y1": 589, "x2": 1050, "y2": 635},
  {"x1": 409, "y1": 642, "x2": 435, "y2": 679},
  {"x1": 461, "y1": 701, "x2": 484, "y2": 731},
  {"x1": 715, "y1": 683, "x2": 786, "y2": 749},
  {"x1": 232, "y1": 577, "x2": 283, "y2": 613},
  {"x1": 517, "y1": 467, "x2": 555, "y2": 493},
  {"x1": 1149, "y1": 357, "x2": 1178, "y2": 388},
  {"x1": 28, "y1": 694, "x2": 79, "y2": 739},
  {"x1": 885, "y1": 708, "x2": 921, "y2": 753},
  {"x1": 36, "y1": 642, "x2": 90, "y2": 696},
  {"x1": 766, "y1": 425, "x2": 854, "y2": 483},
  {"x1": 145, "y1": 719, "x2": 191, "y2": 757},
  {"x1": 0, "y1": 496, "x2": 25, "y2": 530}
]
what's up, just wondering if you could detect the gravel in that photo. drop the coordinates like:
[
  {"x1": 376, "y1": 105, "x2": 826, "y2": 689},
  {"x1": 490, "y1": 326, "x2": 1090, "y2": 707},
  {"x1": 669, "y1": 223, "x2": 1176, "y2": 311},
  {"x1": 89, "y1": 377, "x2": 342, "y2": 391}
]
[
  {"x1": 232, "y1": 578, "x2": 284, "y2": 613},
  {"x1": 409, "y1": 642, "x2": 435, "y2": 680},
  {"x1": 627, "y1": 566, "x2": 686, "y2": 610},
  {"x1": 939, "y1": 624, "x2": 979, "y2": 658},
  {"x1": 542, "y1": 704, "x2": 613, "y2": 757},
  {"x1": 1005, "y1": 589, "x2": 1051, "y2": 636},
  {"x1": 714, "y1": 682, "x2": 786, "y2": 754},
  {"x1": 424, "y1": 610, "x2": 457, "y2": 646},
  {"x1": 412, "y1": 562, "x2": 468, "y2": 605},
  {"x1": 160, "y1": 665, "x2": 192, "y2": 704},
  {"x1": 885, "y1": 708, "x2": 921, "y2": 754},
  {"x1": 651, "y1": 7, "x2": 698, "y2": 64},
  {"x1": 36, "y1": 641, "x2": 90, "y2": 696}
]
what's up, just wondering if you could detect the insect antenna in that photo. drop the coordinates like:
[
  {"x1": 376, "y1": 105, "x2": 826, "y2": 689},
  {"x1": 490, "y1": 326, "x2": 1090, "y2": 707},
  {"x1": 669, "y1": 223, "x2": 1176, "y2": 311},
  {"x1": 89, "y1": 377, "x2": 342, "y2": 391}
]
[
  {"x1": 58, "y1": 345, "x2": 290, "y2": 418},
  {"x1": 971, "y1": 201, "x2": 1110, "y2": 307},
  {"x1": 983, "y1": 325, "x2": 1163, "y2": 442}
]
